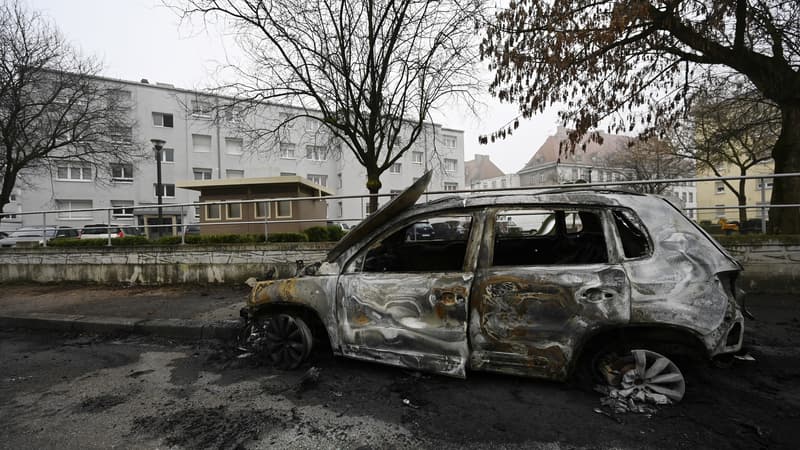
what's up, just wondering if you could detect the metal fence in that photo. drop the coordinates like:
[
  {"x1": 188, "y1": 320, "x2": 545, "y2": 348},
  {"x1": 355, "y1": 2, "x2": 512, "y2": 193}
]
[{"x1": 1, "y1": 172, "x2": 798, "y2": 247}]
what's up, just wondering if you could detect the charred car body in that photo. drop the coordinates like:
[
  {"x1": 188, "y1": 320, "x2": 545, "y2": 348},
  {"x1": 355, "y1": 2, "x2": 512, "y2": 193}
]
[{"x1": 242, "y1": 172, "x2": 744, "y2": 401}]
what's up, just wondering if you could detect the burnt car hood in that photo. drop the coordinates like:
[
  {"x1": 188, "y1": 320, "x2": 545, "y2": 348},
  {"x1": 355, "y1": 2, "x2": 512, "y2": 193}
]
[{"x1": 326, "y1": 170, "x2": 433, "y2": 262}]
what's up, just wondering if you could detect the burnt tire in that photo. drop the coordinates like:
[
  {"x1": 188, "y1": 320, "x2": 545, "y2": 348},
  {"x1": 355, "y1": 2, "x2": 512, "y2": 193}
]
[
  {"x1": 263, "y1": 314, "x2": 313, "y2": 370},
  {"x1": 583, "y1": 345, "x2": 686, "y2": 402}
]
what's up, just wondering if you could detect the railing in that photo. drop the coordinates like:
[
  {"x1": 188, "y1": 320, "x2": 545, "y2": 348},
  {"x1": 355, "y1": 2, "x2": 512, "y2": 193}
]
[{"x1": 1, "y1": 172, "x2": 798, "y2": 247}]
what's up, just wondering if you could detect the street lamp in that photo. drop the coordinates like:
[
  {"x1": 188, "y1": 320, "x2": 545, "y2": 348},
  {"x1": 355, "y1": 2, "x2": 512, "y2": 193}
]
[{"x1": 151, "y1": 139, "x2": 166, "y2": 232}]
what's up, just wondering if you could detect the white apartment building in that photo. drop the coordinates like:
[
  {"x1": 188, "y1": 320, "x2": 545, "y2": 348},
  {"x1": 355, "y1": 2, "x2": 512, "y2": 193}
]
[{"x1": 2, "y1": 76, "x2": 465, "y2": 232}]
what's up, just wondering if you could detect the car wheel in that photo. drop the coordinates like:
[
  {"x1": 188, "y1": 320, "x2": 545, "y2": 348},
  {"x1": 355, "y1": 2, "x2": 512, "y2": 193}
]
[
  {"x1": 262, "y1": 314, "x2": 313, "y2": 370},
  {"x1": 589, "y1": 347, "x2": 686, "y2": 403}
]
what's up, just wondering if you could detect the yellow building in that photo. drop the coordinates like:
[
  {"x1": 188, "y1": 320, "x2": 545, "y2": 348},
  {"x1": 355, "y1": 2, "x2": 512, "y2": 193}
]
[{"x1": 696, "y1": 160, "x2": 774, "y2": 224}]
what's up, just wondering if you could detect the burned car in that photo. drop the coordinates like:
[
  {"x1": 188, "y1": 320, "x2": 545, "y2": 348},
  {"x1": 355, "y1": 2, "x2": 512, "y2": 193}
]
[{"x1": 242, "y1": 172, "x2": 744, "y2": 402}]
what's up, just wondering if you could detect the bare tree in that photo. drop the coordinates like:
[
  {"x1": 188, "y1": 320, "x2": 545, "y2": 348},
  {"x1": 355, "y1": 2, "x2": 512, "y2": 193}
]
[
  {"x1": 176, "y1": 0, "x2": 485, "y2": 212},
  {"x1": 483, "y1": 0, "x2": 800, "y2": 233},
  {"x1": 604, "y1": 139, "x2": 694, "y2": 195},
  {"x1": 0, "y1": 2, "x2": 143, "y2": 221},
  {"x1": 672, "y1": 79, "x2": 779, "y2": 223}
]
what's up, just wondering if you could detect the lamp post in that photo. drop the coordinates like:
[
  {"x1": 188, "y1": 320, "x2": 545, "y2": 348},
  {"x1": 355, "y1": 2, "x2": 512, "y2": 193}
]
[{"x1": 151, "y1": 139, "x2": 166, "y2": 235}]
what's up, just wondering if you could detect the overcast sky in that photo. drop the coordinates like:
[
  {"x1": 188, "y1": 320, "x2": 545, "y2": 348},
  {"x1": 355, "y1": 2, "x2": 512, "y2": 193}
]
[{"x1": 28, "y1": 0, "x2": 561, "y2": 174}]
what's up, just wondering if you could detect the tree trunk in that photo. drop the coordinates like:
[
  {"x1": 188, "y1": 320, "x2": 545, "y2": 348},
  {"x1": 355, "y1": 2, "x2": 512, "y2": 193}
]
[
  {"x1": 0, "y1": 166, "x2": 17, "y2": 225},
  {"x1": 365, "y1": 170, "x2": 382, "y2": 215},
  {"x1": 769, "y1": 104, "x2": 800, "y2": 234},
  {"x1": 738, "y1": 176, "x2": 748, "y2": 224}
]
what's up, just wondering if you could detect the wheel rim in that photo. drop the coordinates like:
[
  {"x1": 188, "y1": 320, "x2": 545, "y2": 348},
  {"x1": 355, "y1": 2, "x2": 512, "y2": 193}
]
[
  {"x1": 263, "y1": 314, "x2": 312, "y2": 370},
  {"x1": 613, "y1": 349, "x2": 686, "y2": 402}
]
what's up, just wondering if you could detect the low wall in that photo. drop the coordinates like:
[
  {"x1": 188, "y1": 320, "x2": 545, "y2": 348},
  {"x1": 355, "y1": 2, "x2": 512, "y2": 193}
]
[
  {"x1": 0, "y1": 242, "x2": 796, "y2": 294},
  {"x1": 724, "y1": 243, "x2": 800, "y2": 294},
  {"x1": 0, "y1": 243, "x2": 332, "y2": 285}
]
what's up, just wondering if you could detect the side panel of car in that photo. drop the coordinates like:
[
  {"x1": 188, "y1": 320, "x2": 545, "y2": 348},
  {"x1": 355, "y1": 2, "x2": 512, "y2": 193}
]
[
  {"x1": 615, "y1": 197, "x2": 743, "y2": 356},
  {"x1": 468, "y1": 207, "x2": 631, "y2": 381}
]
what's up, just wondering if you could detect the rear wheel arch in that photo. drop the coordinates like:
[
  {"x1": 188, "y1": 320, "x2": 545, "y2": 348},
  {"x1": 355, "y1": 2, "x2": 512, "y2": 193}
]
[{"x1": 569, "y1": 324, "x2": 709, "y2": 377}]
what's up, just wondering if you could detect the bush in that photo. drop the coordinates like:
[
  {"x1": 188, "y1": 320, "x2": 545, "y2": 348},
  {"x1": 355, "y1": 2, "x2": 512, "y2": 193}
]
[
  {"x1": 303, "y1": 226, "x2": 329, "y2": 242},
  {"x1": 326, "y1": 225, "x2": 346, "y2": 241},
  {"x1": 267, "y1": 232, "x2": 308, "y2": 243}
]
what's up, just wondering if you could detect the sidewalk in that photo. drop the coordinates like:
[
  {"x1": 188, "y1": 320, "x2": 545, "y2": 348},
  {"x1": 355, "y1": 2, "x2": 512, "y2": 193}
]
[{"x1": 0, "y1": 283, "x2": 251, "y2": 341}]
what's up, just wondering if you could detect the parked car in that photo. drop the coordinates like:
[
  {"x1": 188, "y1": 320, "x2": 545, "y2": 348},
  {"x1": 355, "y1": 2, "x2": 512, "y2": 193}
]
[
  {"x1": 240, "y1": 172, "x2": 745, "y2": 403},
  {"x1": 79, "y1": 224, "x2": 143, "y2": 239},
  {"x1": 405, "y1": 222, "x2": 434, "y2": 240},
  {"x1": 0, "y1": 226, "x2": 79, "y2": 247}
]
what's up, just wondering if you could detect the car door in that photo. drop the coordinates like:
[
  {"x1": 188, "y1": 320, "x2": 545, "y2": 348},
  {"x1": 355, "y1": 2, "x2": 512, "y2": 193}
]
[
  {"x1": 469, "y1": 207, "x2": 630, "y2": 381},
  {"x1": 336, "y1": 212, "x2": 481, "y2": 378}
]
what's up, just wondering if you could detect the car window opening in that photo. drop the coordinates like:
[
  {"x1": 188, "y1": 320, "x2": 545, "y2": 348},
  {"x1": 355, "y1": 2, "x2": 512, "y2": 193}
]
[
  {"x1": 361, "y1": 215, "x2": 473, "y2": 272},
  {"x1": 492, "y1": 209, "x2": 608, "y2": 266}
]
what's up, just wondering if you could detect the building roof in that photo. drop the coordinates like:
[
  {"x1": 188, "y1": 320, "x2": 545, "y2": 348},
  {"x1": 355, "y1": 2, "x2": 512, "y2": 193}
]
[
  {"x1": 177, "y1": 176, "x2": 335, "y2": 196},
  {"x1": 520, "y1": 127, "x2": 634, "y2": 172},
  {"x1": 465, "y1": 154, "x2": 505, "y2": 185}
]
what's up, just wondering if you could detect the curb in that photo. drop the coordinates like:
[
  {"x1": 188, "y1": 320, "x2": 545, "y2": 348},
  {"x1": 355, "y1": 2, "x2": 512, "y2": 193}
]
[{"x1": 0, "y1": 313, "x2": 241, "y2": 341}]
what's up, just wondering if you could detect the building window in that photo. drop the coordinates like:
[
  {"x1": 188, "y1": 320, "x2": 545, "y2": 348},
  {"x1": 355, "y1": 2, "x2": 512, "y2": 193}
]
[
  {"x1": 225, "y1": 137, "x2": 243, "y2": 155},
  {"x1": 57, "y1": 164, "x2": 92, "y2": 181},
  {"x1": 152, "y1": 112, "x2": 174, "y2": 128},
  {"x1": 224, "y1": 105, "x2": 244, "y2": 123},
  {"x1": 111, "y1": 200, "x2": 134, "y2": 218},
  {"x1": 501, "y1": 178, "x2": 507, "y2": 188},
  {"x1": 280, "y1": 172, "x2": 296, "y2": 176},
  {"x1": 681, "y1": 192, "x2": 687, "y2": 202},
  {"x1": 226, "y1": 202, "x2": 242, "y2": 220},
  {"x1": 337, "y1": 201, "x2": 343, "y2": 218},
  {"x1": 192, "y1": 134, "x2": 212, "y2": 153},
  {"x1": 443, "y1": 135, "x2": 457, "y2": 148},
  {"x1": 206, "y1": 204, "x2": 221, "y2": 220},
  {"x1": 390, "y1": 163, "x2": 401, "y2": 174},
  {"x1": 254, "y1": 202, "x2": 270, "y2": 219},
  {"x1": 280, "y1": 143, "x2": 296, "y2": 159},
  {"x1": 191, "y1": 99, "x2": 213, "y2": 118},
  {"x1": 411, "y1": 151, "x2": 423, "y2": 164},
  {"x1": 160, "y1": 147, "x2": 175, "y2": 163},
  {"x1": 194, "y1": 206, "x2": 200, "y2": 220},
  {"x1": 715, "y1": 181, "x2": 725, "y2": 194},
  {"x1": 444, "y1": 182, "x2": 458, "y2": 191},
  {"x1": 757, "y1": 178, "x2": 773, "y2": 190},
  {"x1": 390, "y1": 189, "x2": 402, "y2": 198},
  {"x1": 337, "y1": 173, "x2": 342, "y2": 188},
  {"x1": 491, "y1": 180, "x2": 497, "y2": 188},
  {"x1": 193, "y1": 168, "x2": 212, "y2": 180},
  {"x1": 715, "y1": 204, "x2": 726, "y2": 218},
  {"x1": 107, "y1": 89, "x2": 132, "y2": 108},
  {"x1": 279, "y1": 112, "x2": 294, "y2": 128},
  {"x1": 307, "y1": 174, "x2": 327, "y2": 186},
  {"x1": 226, "y1": 169, "x2": 244, "y2": 179},
  {"x1": 276, "y1": 201, "x2": 292, "y2": 218},
  {"x1": 689, "y1": 192, "x2": 694, "y2": 203},
  {"x1": 572, "y1": 168, "x2": 579, "y2": 180},
  {"x1": 305, "y1": 145, "x2": 327, "y2": 161},
  {"x1": 111, "y1": 163, "x2": 133, "y2": 182},
  {"x1": 109, "y1": 126, "x2": 132, "y2": 144},
  {"x1": 56, "y1": 199, "x2": 93, "y2": 220},
  {"x1": 444, "y1": 158, "x2": 457, "y2": 173},
  {"x1": 154, "y1": 184, "x2": 176, "y2": 198}
]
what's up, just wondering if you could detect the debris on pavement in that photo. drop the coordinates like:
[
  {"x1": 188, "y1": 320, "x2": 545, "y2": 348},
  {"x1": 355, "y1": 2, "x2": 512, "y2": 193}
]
[
  {"x1": 734, "y1": 353, "x2": 756, "y2": 362},
  {"x1": 296, "y1": 367, "x2": 321, "y2": 392},
  {"x1": 402, "y1": 398, "x2": 420, "y2": 409}
]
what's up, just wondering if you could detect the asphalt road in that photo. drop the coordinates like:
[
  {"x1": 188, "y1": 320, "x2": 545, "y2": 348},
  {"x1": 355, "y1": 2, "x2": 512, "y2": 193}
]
[{"x1": 1, "y1": 294, "x2": 798, "y2": 449}]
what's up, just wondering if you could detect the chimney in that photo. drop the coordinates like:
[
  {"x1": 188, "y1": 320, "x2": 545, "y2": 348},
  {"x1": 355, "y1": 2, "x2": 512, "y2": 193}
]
[{"x1": 140, "y1": 78, "x2": 149, "y2": 84}]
